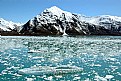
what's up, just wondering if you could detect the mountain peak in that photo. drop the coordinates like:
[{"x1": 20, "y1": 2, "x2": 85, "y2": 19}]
[
  {"x1": 48, "y1": 6, "x2": 62, "y2": 11},
  {"x1": 44, "y1": 6, "x2": 73, "y2": 21},
  {"x1": 45, "y1": 6, "x2": 64, "y2": 17}
]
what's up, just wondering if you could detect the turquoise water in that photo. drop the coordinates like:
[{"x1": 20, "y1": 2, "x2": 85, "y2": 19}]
[{"x1": 0, "y1": 36, "x2": 121, "y2": 81}]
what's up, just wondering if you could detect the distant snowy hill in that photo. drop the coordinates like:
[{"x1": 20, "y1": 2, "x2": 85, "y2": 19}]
[
  {"x1": 0, "y1": 18, "x2": 22, "y2": 31},
  {"x1": 80, "y1": 15, "x2": 121, "y2": 29}
]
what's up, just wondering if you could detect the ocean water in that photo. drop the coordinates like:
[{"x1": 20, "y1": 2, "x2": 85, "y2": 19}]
[{"x1": 0, "y1": 36, "x2": 121, "y2": 81}]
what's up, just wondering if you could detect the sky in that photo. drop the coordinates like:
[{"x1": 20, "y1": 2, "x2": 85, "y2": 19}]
[{"x1": 0, "y1": 0, "x2": 121, "y2": 23}]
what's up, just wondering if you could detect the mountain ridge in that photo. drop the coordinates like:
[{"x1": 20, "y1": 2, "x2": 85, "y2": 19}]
[{"x1": 1, "y1": 6, "x2": 121, "y2": 36}]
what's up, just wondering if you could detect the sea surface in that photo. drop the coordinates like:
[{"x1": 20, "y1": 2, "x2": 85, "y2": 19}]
[{"x1": 0, "y1": 36, "x2": 121, "y2": 81}]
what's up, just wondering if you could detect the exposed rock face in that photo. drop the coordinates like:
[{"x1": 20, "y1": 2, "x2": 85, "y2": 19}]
[{"x1": 19, "y1": 6, "x2": 121, "y2": 36}]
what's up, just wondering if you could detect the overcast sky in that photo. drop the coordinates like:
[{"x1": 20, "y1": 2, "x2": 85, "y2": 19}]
[{"x1": 0, "y1": 0, "x2": 121, "y2": 23}]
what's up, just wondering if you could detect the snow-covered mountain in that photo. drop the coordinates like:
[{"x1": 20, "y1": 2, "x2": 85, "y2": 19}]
[
  {"x1": 1, "y1": 6, "x2": 121, "y2": 36},
  {"x1": 0, "y1": 18, "x2": 22, "y2": 31},
  {"x1": 20, "y1": 6, "x2": 88, "y2": 35},
  {"x1": 20, "y1": 6, "x2": 121, "y2": 35},
  {"x1": 80, "y1": 15, "x2": 121, "y2": 29}
]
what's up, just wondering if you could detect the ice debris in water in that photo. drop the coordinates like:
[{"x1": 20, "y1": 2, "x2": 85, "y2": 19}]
[
  {"x1": 105, "y1": 75, "x2": 114, "y2": 80},
  {"x1": 44, "y1": 76, "x2": 53, "y2": 80},
  {"x1": 95, "y1": 75, "x2": 114, "y2": 81},
  {"x1": 25, "y1": 77, "x2": 35, "y2": 81},
  {"x1": 95, "y1": 75, "x2": 107, "y2": 81}
]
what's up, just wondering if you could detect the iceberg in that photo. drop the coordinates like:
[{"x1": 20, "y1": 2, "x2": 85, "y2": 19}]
[{"x1": 18, "y1": 65, "x2": 83, "y2": 76}]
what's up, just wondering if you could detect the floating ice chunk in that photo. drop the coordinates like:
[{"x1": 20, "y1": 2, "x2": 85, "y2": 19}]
[
  {"x1": 94, "y1": 64, "x2": 101, "y2": 67},
  {"x1": 12, "y1": 73, "x2": 22, "y2": 77},
  {"x1": 32, "y1": 57, "x2": 43, "y2": 60},
  {"x1": 28, "y1": 50, "x2": 47, "y2": 53},
  {"x1": 28, "y1": 50, "x2": 41, "y2": 53},
  {"x1": 11, "y1": 66, "x2": 20, "y2": 69},
  {"x1": 44, "y1": 76, "x2": 53, "y2": 80},
  {"x1": 108, "y1": 58, "x2": 116, "y2": 61},
  {"x1": 25, "y1": 77, "x2": 35, "y2": 81},
  {"x1": 3, "y1": 63, "x2": 9, "y2": 66},
  {"x1": 18, "y1": 65, "x2": 83, "y2": 76},
  {"x1": 1, "y1": 70, "x2": 7, "y2": 75},
  {"x1": 105, "y1": 75, "x2": 114, "y2": 80},
  {"x1": 73, "y1": 76, "x2": 81, "y2": 80},
  {"x1": 84, "y1": 78, "x2": 90, "y2": 81},
  {"x1": 55, "y1": 75, "x2": 62, "y2": 78},
  {"x1": 95, "y1": 75, "x2": 107, "y2": 81}
]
